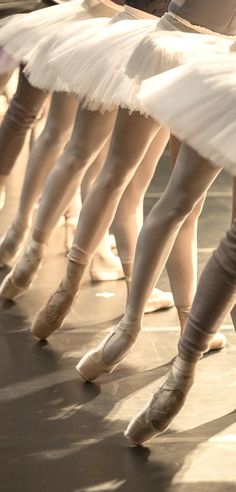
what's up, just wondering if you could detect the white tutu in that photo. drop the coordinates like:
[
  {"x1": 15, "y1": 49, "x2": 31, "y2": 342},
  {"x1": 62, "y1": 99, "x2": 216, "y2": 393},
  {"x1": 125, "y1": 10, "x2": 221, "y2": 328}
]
[
  {"x1": 139, "y1": 54, "x2": 236, "y2": 174},
  {"x1": 42, "y1": 12, "x2": 233, "y2": 114},
  {"x1": 47, "y1": 14, "x2": 158, "y2": 111},
  {"x1": 24, "y1": 17, "x2": 113, "y2": 92},
  {"x1": 0, "y1": 0, "x2": 121, "y2": 65},
  {"x1": 126, "y1": 30, "x2": 233, "y2": 81}
]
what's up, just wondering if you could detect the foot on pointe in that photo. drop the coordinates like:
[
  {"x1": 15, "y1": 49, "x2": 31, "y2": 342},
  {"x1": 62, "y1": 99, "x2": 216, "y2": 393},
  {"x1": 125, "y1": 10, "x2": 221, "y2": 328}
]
[
  {"x1": 0, "y1": 217, "x2": 29, "y2": 267},
  {"x1": 76, "y1": 311, "x2": 141, "y2": 382},
  {"x1": 124, "y1": 357, "x2": 195, "y2": 446},
  {"x1": 31, "y1": 280, "x2": 78, "y2": 340},
  {"x1": 0, "y1": 239, "x2": 44, "y2": 299}
]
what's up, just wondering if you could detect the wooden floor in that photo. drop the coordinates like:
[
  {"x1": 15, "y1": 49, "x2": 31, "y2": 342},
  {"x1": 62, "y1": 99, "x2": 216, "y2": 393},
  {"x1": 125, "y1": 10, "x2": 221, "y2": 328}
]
[{"x1": 0, "y1": 137, "x2": 235, "y2": 492}]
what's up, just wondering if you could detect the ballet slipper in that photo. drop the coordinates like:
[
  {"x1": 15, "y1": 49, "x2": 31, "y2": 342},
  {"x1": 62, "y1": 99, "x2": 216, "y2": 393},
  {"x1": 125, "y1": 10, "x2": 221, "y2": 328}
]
[
  {"x1": 206, "y1": 332, "x2": 226, "y2": 352},
  {"x1": 0, "y1": 185, "x2": 6, "y2": 211},
  {"x1": 90, "y1": 251, "x2": 124, "y2": 281},
  {"x1": 76, "y1": 311, "x2": 141, "y2": 382},
  {"x1": 31, "y1": 260, "x2": 83, "y2": 340},
  {"x1": 178, "y1": 307, "x2": 226, "y2": 353},
  {"x1": 145, "y1": 287, "x2": 174, "y2": 314},
  {"x1": 124, "y1": 357, "x2": 196, "y2": 446},
  {"x1": 0, "y1": 239, "x2": 45, "y2": 299},
  {"x1": 0, "y1": 217, "x2": 29, "y2": 266},
  {"x1": 90, "y1": 234, "x2": 124, "y2": 281}
]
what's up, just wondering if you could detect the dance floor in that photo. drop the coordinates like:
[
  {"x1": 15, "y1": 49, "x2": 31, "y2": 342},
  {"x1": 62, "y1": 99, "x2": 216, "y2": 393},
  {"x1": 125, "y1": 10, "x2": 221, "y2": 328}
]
[{"x1": 0, "y1": 142, "x2": 235, "y2": 492}]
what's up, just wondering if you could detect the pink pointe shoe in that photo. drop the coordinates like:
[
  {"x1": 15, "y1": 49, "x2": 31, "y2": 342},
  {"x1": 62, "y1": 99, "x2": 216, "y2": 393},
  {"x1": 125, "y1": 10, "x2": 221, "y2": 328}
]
[
  {"x1": 124, "y1": 357, "x2": 195, "y2": 446},
  {"x1": 0, "y1": 239, "x2": 44, "y2": 299},
  {"x1": 76, "y1": 313, "x2": 140, "y2": 382}
]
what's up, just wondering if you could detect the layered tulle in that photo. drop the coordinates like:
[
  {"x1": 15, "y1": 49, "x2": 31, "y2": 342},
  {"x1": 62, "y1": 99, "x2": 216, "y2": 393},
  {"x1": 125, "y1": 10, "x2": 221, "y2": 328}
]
[
  {"x1": 0, "y1": 0, "x2": 121, "y2": 65},
  {"x1": 139, "y1": 54, "x2": 236, "y2": 174},
  {"x1": 24, "y1": 17, "x2": 112, "y2": 92},
  {"x1": 126, "y1": 29, "x2": 233, "y2": 81},
  {"x1": 40, "y1": 15, "x2": 233, "y2": 114},
  {"x1": 46, "y1": 15, "x2": 158, "y2": 112}
]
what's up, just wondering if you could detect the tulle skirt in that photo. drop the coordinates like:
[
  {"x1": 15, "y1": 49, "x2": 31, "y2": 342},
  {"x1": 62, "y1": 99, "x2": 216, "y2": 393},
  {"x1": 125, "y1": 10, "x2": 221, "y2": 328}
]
[
  {"x1": 35, "y1": 11, "x2": 233, "y2": 114},
  {"x1": 139, "y1": 54, "x2": 236, "y2": 175},
  {"x1": 0, "y1": 0, "x2": 122, "y2": 66}
]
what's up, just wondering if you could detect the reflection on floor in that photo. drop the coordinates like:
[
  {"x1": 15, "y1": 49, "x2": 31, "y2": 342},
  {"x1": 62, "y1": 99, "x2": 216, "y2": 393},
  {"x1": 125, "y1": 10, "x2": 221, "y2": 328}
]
[{"x1": 0, "y1": 145, "x2": 235, "y2": 492}]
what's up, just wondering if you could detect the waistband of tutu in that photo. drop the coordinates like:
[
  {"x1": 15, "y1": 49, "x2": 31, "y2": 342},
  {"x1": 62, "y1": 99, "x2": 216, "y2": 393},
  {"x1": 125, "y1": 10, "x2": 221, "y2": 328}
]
[
  {"x1": 165, "y1": 11, "x2": 235, "y2": 39},
  {"x1": 101, "y1": 0, "x2": 124, "y2": 12},
  {"x1": 124, "y1": 5, "x2": 157, "y2": 20},
  {"x1": 85, "y1": 0, "x2": 123, "y2": 14}
]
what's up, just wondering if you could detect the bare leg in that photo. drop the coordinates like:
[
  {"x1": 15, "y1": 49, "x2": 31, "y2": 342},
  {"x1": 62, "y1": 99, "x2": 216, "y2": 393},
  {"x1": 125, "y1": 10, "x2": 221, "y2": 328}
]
[
  {"x1": 125, "y1": 220, "x2": 236, "y2": 445},
  {"x1": 80, "y1": 141, "x2": 126, "y2": 282},
  {"x1": 76, "y1": 144, "x2": 221, "y2": 381},
  {"x1": 31, "y1": 108, "x2": 160, "y2": 339},
  {"x1": 166, "y1": 136, "x2": 206, "y2": 330},
  {"x1": 32, "y1": 107, "x2": 117, "y2": 244},
  {"x1": 113, "y1": 127, "x2": 169, "y2": 281},
  {"x1": 112, "y1": 126, "x2": 174, "y2": 311},
  {"x1": 0, "y1": 66, "x2": 47, "y2": 185},
  {"x1": 0, "y1": 107, "x2": 117, "y2": 298},
  {"x1": 0, "y1": 92, "x2": 78, "y2": 265}
]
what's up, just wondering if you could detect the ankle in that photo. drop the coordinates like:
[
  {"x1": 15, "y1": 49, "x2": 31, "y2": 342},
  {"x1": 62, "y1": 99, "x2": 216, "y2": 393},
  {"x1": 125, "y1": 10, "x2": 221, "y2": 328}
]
[
  {"x1": 119, "y1": 304, "x2": 142, "y2": 339},
  {"x1": 177, "y1": 306, "x2": 192, "y2": 335},
  {"x1": 28, "y1": 238, "x2": 46, "y2": 257},
  {"x1": 64, "y1": 259, "x2": 85, "y2": 294},
  {"x1": 14, "y1": 212, "x2": 30, "y2": 230}
]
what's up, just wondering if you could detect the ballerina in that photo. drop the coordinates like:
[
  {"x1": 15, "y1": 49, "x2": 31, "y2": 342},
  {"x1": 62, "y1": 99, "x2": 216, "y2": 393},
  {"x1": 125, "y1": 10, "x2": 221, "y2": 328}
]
[
  {"x1": 0, "y1": 0, "x2": 124, "y2": 210},
  {"x1": 0, "y1": 2, "x2": 231, "y2": 349},
  {"x1": 124, "y1": 50, "x2": 236, "y2": 444},
  {"x1": 0, "y1": 0, "x2": 174, "y2": 311}
]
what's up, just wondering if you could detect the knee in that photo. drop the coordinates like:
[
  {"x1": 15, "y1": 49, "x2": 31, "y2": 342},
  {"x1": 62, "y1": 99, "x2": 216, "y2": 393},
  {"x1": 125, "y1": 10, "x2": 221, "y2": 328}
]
[
  {"x1": 60, "y1": 143, "x2": 93, "y2": 177},
  {"x1": 168, "y1": 191, "x2": 197, "y2": 223},
  {"x1": 98, "y1": 155, "x2": 133, "y2": 195},
  {"x1": 41, "y1": 123, "x2": 72, "y2": 147}
]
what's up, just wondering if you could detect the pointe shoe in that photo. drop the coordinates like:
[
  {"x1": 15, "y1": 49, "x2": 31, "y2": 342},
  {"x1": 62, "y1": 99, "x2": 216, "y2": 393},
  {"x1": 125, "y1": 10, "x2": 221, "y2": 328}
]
[
  {"x1": 76, "y1": 315, "x2": 140, "y2": 382},
  {"x1": 90, "y1": 251, "x2": 124, "y2": 282},
  {"x1": 31, "y1": 285, "x2": 75, "y2": 340},
  {"x1": 0, "y1": 239, "x2": 44, "y2": 300},
  {"x1": 144, "y1": 288, "x2": 174, "y2": 314},
  {"x1": 0, "y1": 218, "x2": 29, "y2": 267},
  {"x1": 0, "y1": 185, "x2": 6, "y2": 211},
  {"x1": 124, "y1": 359, "x2": 195, "y2": 446},
  {"x1": 206, "y1": 332, "x2": 226, "y2": 352}
]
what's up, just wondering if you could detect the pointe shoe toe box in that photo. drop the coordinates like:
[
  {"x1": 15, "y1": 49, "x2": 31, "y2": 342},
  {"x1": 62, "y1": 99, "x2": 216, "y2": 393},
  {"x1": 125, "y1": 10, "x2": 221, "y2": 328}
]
[
  {"x1": 31, "y1": 312, "x2": 52, "y2": 340},
  {"x1": 76, "y1": 349, "x2": 116, "y2": 382},
  {"x1": 0, "y1": 274, "x2": 23, "y2": 300}
]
